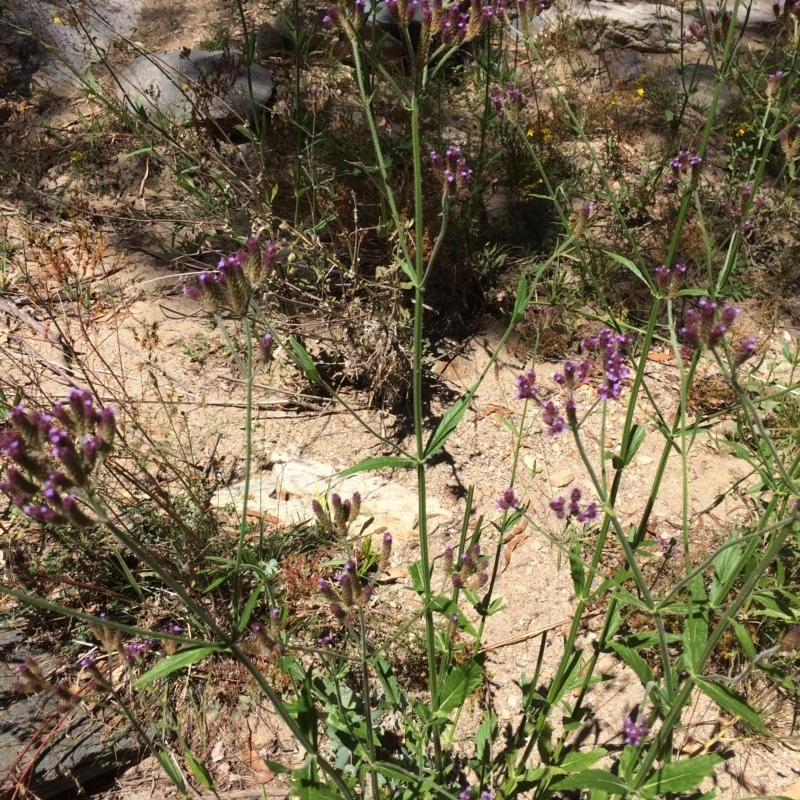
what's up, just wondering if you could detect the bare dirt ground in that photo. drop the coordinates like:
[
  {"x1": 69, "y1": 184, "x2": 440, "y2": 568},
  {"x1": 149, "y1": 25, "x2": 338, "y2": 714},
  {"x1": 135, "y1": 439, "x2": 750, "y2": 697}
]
[{"x1": 2, "y1": 0, "x2": 800, "y2": 798}]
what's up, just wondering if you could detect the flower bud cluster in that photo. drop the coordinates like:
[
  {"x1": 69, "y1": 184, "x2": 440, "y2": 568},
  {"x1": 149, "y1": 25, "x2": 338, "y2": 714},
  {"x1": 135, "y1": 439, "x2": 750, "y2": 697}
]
[
  {"x1": 490, "y1": 81, "x2": 529, "y2": 118},
  {"x1": 549, "y1": 487, "x2": 599, "y2": 524},
  {"x1": 513, "y1": 369, "x2": 567, "y2": 434},
  {"x1": 312, "y1": 491, "x2": 362, "y2": 536},
  {"x1": 515, "y1": 304, "x2": 557, "y2": 342},
  {"x1": 680, "y1": 298, "x2": 739, "y2": 352},
  {"x1": 653, "y1": 262, "x2": 688, "y2": 299},
  {"x1": 379, "y1": 530, "x2": 393, "y2": 571},
  {"x1": 666, "y1": 149, "x2": 703, "y2": 191},
  {"x1": 718, "y1": 184, "x2": 768, "y2": 234},
  {"x1": 184, "y1": 235, "x2": 278, "y2": 317},
  {"x1": 0, "y1": 390, "x2": 115, "y2": 527},
  {"x1": 12, "y1": 657, "x2": 81, "y2": 712},
  {"x1": 430, "y1": 145, "x2": 474, "y2": 199},
  {"x1": 249, "y1": 609, "x2": 285, "y2": 657},
  {"x1": 773, "y1": 0, "x2": 800, "y2": 23},
  {"x1": 779, "y1": 123, "x2": 800, "y2": 162},
  {"x1": 449, "y1": 541, "x2": 489, "y2": 590},
  {"x1": 317, "y1": 558, "x2": 374, "y2": 624}
]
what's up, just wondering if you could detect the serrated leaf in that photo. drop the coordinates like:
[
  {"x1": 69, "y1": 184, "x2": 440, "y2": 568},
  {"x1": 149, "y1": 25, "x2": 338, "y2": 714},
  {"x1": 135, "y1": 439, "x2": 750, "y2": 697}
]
[
  {"x1": 436, "y1": 660, "x2": 483, "y2": 718},
  {"x1": 640, "y1": 753, "x2": 723, "y2": 797},
  {"x1": 338, "y1": 456, "x2": 416, "y2": 478},
  {"x1": 430, "y1": 595, "x2": 478, "y2": 637},
  {"x1": 551, "y1": 768, "x2": 628, "y2": 794},
  {"x1": 560, "y1": 747, "x2": 607, "y2": 771},
  {"x1": 135, "y1": 646, "x2": 219, "y2": 687},
  {"x1": 695, "y1": 677, "x2": 769, "y2": 734}
]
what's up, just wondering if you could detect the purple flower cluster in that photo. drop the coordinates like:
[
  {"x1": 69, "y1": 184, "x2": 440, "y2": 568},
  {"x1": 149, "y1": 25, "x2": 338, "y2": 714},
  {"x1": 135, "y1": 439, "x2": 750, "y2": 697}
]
[
  {"x1": 683, "y1": 8, "x2": 732, "y2": 44},
  {"x1": 513, "y1": 370, "x2": 566, "y2": 434},
  {"x1": 680, "y1": 298, "x2": 739, "y2": 352},
  {"x1": 0, "y1": 390, "x2": 115, "y2": 527},
  {"x1": 490, "y1": 81, "x2": 529, "y2": 118},
  {"x1": 581, "y1": 328, "x2": 629, "y2": 400},
  {"x1": 666, "y1": 149, "x2": 703, "y2": 191},
  {"x1": 122, "y1": 638, "x2": 155, "y2": 665},
  {"x1": 549, "y1": 487, "x2": 599, "y2": 524},
  {"x1": 653, "y1": 262, "x2": 688, "y2": 298},
  {"x1": 184, "y1": 235, "x2": 278, "y2": 316},
  {"x1": 622, "y1": 713, "x2": 650, "y2": 746},
  {"x1": 430, "y1": 145, "x2": 474, "y2": 199},
  {"x1": 458, "y1": 786, "x2": 494, "y2": 800},
  {"x1": 496, "y1": 487, "x2": 521, "y2": 511},
  {"x1": 514, "y1": 329, "x2": 628, "y2": 434}
]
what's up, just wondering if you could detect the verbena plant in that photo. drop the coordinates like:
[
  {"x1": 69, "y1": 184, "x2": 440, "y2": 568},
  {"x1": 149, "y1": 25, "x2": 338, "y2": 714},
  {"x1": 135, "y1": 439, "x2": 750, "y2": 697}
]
[{"x1": 2, "y1": 0, "x2": 800, "y2": 798}]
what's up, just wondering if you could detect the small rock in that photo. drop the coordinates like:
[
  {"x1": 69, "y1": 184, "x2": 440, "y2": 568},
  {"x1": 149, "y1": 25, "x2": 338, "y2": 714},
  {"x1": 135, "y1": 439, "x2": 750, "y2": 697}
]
[{"x1": 550, "y1": 470, "x2": 574, "y2": 488}]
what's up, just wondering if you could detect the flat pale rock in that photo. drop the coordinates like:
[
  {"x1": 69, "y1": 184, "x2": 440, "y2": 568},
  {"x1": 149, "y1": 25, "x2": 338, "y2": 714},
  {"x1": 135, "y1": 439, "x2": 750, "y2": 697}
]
[
  {"x1": 213, "y1": 453, "x2": 453, "y2": 540},
  {"x1": 113, "y1": 49, "x2": 274, "y2": 129}
]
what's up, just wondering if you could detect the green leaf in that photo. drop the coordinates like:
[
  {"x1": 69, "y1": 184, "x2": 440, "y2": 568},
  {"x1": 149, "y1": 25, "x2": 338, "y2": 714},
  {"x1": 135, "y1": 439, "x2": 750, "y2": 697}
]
[
  {"x1": 436, "y1": 659, "x2": 483, "y2": 718},
  {"x1": 236, "y1": 585, "x2": 263, "y2": 634},
  {"x1": 695, "y1": 677, "x2": 769, "y2": 734},
  {"x1": 616, "y1": 424, "x2": 646, "y2": 469},
  {"x1": 682, "y1": 575, "x2": 709, "y2": 674},
  {"x1": 135, "y1": 646, "x2": 220, "y2": 687},
  {"x1": 475, "y1": 712, "x2": 497, "y2": 763},
  {"x1": 568, "y1": 546, "x2": 586, "y2": 596},
  {"x1": 184, "y1": 749, "x2": 214, "y2": 789},
  {"x1": 551, "y1": 768, "x2": 628, "y2": 794},
  {"x1": 603, "y1": 251, "x2": 652, "y2": 289},
  {"x1": 607, "y1": 641, "x2": 654, "y2": 685},
  {"x1": 338, "y1": 456, "x2": 416, "y2": 478},
  {"x1": 424, "y1": 389, "x2": 477, "y2": 461},
  {"x1": 289, "y1": 337, "x2": 321, "y2": 384},
  {"x1": 640, "y1": 753, "x2": 723, "y2": 797},
  {"x1": 512, "y1": 274, "x2": 529, "y2": 323}
]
